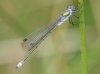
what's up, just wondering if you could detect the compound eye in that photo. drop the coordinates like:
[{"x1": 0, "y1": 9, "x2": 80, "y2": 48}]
[
  {"x1": 73, "y1": 9, "x2": 76, "y2": 11},
  {"x1": 72, "y1": 8, "x2": 76, "y2": 12},
  {"x1": 67, "y1": 5, "x2": 71, "y2": 9}
]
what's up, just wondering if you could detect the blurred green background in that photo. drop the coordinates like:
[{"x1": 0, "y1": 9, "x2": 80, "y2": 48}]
[{"x1": 0, "y1": 0, "x2": 100, "y2": 74}]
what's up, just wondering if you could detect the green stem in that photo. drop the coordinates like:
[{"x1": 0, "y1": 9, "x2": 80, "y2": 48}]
[{"x1": 78, "y1": 0, "x2": 88, "y2": 74}]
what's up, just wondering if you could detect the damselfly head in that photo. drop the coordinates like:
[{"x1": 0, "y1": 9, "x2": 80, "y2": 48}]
[{"x1": 67, "y1": 6, "x2": 76, "y2": 12}]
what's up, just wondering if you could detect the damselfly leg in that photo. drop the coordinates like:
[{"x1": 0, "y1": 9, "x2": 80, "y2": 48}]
[{"x1": 69, "y1": 4, "x2": 83, "y2": 26}]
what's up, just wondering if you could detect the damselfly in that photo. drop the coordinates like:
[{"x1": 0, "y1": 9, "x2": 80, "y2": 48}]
[{"x1": 16, "y1": 5, "x2": 78, "y2": 69}]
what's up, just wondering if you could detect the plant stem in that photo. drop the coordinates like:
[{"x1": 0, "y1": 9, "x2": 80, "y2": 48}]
[{"x1": 78, "y1": 0, "x2": 88, "y2": 74}]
